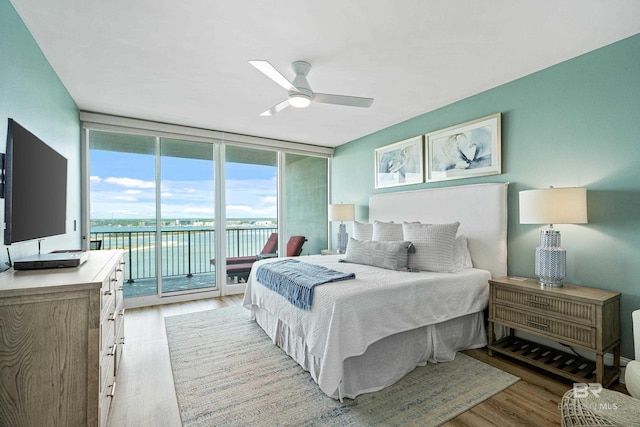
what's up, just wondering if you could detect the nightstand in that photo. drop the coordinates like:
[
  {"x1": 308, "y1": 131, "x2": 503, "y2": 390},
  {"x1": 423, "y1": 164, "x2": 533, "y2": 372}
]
[
  {"x1": 487, "y1": 276, "x2": 621, "y2": 387},
  {"x1": 321, "y1": 249, "x2": 339, "y2": 255}
]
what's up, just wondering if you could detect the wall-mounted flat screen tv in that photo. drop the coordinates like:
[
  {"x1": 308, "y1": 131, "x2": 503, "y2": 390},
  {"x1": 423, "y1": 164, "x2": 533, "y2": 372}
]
[{"x1": 4, "y1": 118, "x2": 67, "y2": 245}]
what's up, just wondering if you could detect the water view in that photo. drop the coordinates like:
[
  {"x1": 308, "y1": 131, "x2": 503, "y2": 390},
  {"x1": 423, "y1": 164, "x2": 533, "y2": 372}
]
[{"x1": 91, "y1": 218, "x2": 277, "y2": 297}]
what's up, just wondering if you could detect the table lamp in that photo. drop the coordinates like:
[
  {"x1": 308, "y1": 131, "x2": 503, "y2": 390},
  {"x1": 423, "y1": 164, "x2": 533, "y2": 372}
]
[
  {"x1": 519, "y1": 187, "x2": 588, "y2": 287},
  {"x1": 328, "y1": 203, "x2": 355, "y2": 253}
]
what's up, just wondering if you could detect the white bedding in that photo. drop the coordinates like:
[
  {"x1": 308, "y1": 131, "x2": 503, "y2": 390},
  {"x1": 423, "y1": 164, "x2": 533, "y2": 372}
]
[{"x1": 242, "y1": 254, "x2": 491, "y2": 399}]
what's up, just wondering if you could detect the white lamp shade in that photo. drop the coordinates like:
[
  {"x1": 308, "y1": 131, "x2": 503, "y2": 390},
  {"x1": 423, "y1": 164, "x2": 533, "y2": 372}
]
[
  {"x1": 328, "y1": 204, "x2": 355, "y2": 222},
  {"x1": 519, "y1": 187, "x2": 588, "y2": 225}
]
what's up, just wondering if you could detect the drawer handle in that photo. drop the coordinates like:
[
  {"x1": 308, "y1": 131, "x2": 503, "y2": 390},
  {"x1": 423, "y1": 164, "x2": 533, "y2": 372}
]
[
  {"x1": 103, "y1": 290, "x2": 113, "y2": 296},
  {"x1": 111, "y1": 278, "x2": 118, "y2": 282},
  {"x1": 119, "y1": 309, "x2": 125, "y2": 316},
  {"x1": 107, "y1": 381, "x2": 116, "y2": 398},
  {"x1": 107, "y1": 343, "x2": 117, "y2": 356},
  {"x1": 527, "y1": 320, "x2": 549, "y2": 328},
  {"x1": 116, "y1": 268, "x2": 123, "y2": 273},
  {"x1": 119, "y1": 337, "x2": 125, "y2": 345},
  {"x1": 108, "y1": 312, "x2": 116, "y2": 321},
  {"x1": 526, "y1": 298, "x2": 549, "y2": 307}
]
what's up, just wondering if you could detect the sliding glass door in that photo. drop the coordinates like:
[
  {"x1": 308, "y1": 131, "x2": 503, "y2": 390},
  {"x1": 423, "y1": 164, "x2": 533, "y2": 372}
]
[
  {"x1": 224, "y1": 145, "x2": 277, "y2": 290},
  {"x1": 84, "y1": 118, "x2": 330, "y2": 306},
  {"x1": 159, "y1": 138, "x2": 216, "y2": 295},
  {"x1": 88, "y1": 131, "x2": 160, "y2": 298}
]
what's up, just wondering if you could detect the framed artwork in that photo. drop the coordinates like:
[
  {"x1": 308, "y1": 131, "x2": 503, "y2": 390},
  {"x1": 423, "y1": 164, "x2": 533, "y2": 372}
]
[
  {"x1": 374, "y1": 136, "x2": 424, "y2": 188},
  {"x1": 425, "y1": 113, "x2": 501, "y2": 182}
]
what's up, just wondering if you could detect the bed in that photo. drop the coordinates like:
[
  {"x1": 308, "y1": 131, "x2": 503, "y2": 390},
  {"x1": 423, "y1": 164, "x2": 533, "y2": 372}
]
[{"x1": 242, "y1": 182, "x2": 508, "y2": 400}]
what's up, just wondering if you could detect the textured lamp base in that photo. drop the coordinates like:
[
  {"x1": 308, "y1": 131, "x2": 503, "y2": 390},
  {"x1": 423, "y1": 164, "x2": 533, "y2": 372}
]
[
  {"x1": 535, "y1": 229, "x2": 566, "y2": 287},
  {"x1": 336, "y1": 223, "x2": 348, "y2": 253}
]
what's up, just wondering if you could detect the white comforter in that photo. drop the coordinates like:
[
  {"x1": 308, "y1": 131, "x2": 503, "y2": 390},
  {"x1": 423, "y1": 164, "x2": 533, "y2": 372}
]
[{"x1": 242, "y1": 254, "x2": 491, "y2": 398}]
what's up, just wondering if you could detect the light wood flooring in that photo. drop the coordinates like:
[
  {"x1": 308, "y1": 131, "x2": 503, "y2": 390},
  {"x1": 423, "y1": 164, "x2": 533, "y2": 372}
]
[{"x1": 107, "y1": 296, "x2": 628, "y2": 427}]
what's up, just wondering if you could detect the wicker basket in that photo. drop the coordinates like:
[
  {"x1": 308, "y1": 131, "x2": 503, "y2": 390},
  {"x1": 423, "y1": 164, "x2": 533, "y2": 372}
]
[{"x1": 560, "y1": 388, "x2": 640, "y2": 426}]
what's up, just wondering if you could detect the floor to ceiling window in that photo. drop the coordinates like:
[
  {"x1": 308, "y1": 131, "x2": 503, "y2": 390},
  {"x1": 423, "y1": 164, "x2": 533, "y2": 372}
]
[
  {"x1": 88, "y1": 131, "x2": 160, "y2": 298},
  {"x1": 159, "y1": 138, "x2": 216, "y2": 295},
  {"x1": 223, "y1": 145, "x2": 278, "y2": 289},
  {"x1": 82, "y1": 114, "x2": 331, "y2": 307}
]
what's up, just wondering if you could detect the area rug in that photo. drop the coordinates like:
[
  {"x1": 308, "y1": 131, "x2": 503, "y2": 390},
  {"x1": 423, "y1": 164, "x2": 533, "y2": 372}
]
[{"x1": 165, "y1": 306, "x2": 518, "y2": 426}]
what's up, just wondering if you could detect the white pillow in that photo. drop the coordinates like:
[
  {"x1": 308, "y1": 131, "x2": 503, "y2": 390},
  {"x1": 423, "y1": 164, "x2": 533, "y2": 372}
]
[
  {"x1": 353, "y1": 221, "x2": 373, "y2": 241},
  {"x1": 454, "y1": 235, "x2": 473, "y2": 271},
  {"x1": 343, "y1": 238, "x2": 411, "y2": 271},
  {"x1": 372, "y1": 220, "x2": 403, "y2": 241},
  {"x1": 402, "y1": 222, "x2": 460, "y2": 272}
]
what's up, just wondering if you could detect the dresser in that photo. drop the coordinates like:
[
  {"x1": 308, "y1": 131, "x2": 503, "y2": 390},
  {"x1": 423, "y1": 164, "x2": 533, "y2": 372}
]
[
  {"x1": 0, "y1": 250, "x2": 125, "y2": 427},
  {"x1": 488, "y1": 276, "x2": 620, "y2": 387}
]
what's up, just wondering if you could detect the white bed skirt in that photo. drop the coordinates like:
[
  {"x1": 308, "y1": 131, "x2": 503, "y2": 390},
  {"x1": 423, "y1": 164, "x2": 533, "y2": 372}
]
[{"x1": 252, "y1": 306, "x2": 487, "y2": 400}]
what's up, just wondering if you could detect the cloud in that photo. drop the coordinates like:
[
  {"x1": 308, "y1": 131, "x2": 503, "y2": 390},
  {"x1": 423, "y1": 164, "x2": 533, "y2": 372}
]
[
  {"x1": 262, "y1": 196, "x2": 277, "y2": 204},
  {"x1": 227, "y1": 205, "x2": 254, "y2": 212},
  {"x1": 226, "y1": 204, "x2": 277, "y2": 217},
  {"x1": 105, "y1": 177, "x2": 155, "y2": 189},
  {"x1": 90, "y1": 176, "x2": 102, "y2": 183},
  {"x1": 112, "y1": 195, "x2": 138, "y2": 201},
  {"x1": 92, "y1": 175, "x2": 279, "y2": 219},
  {"x1": 184, "y1": 206, "x2": 214, "y2": 215}
]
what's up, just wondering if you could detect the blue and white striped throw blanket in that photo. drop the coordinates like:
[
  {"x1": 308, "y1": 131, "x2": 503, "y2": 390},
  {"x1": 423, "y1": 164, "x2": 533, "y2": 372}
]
[{"x1": 256, "y1": 258, "x2": 355, "y2": 310}]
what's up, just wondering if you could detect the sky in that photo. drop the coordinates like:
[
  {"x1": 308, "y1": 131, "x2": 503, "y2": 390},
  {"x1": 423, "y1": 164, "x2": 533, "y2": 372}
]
[{"x1": 90, "y1": 150, "x2": 277, "y2": 220}]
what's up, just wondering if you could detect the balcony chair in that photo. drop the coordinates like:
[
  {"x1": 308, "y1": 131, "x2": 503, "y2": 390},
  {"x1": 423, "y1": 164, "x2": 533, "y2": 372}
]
[
  {"x1": 560, "y1": 309, "x2": 640, "y2": 426},
  {"x1": 286, "y1": 235, "x2": 307, "y2": 257},
  {"x1": 220, "y1": 234, "x2": 307, "y2": 282},
  {"x1": 226, "y1": 232, "x2": 279, "y2": 266}
]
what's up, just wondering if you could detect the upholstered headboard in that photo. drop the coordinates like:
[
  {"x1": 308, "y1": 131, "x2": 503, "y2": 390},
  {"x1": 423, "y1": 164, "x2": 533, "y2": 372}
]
[{"x1": 369, "y1": 182, "x2": 508, "y2": 278}]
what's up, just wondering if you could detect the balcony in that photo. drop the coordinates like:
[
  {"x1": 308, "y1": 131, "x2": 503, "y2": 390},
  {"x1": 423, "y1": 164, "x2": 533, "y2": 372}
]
[{"x1": 90, "y1": 227, "x2": 277, "y2": 298}]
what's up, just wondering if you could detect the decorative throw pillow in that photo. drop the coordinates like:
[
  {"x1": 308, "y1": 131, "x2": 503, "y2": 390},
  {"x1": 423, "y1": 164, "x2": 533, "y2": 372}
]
[
  {"x1": 402, "y1": 222, "x2": 460, "y2": 272},
  {"x1": 453, "y1": 234, "x2": 473, "y2": 271},
  {"x1": 372, "y1": 220, "x2": 403, "y2": 241},
  {"x1": 343, "y1": 238, "x2": 411, "y2": 271},
  {"x1": 353, "y1": 221, "x2": 373, "y2": 241}
]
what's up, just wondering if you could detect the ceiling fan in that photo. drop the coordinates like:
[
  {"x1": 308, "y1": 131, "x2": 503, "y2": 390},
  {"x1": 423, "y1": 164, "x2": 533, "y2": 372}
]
[{"x1": 249, "y1": 60, "x2": 374, "y2": 116}]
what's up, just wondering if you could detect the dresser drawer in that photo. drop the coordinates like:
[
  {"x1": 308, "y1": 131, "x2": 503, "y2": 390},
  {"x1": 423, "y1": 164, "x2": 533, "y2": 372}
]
[
  {"x1": 100, "y1": 274, "x2": 115, "y2": 312},
  {"x1": 100, "y1": 307, "x2": 116, "y2": 355},
  {"x1": 99, "y1": 354, "x2": 116, "y2": 427},
  {"x1": 493, "y1": 304, "x2": 596, "y2": 348},
  {"x1": 493, "y1": 284, "x2": 596, "y2": 325},
  {"x1": 114, "y1": 260, "x2": 125, "y2": 286},
  {"x1": 100, "y1": 342, "x2": 116, "y2": 393}
]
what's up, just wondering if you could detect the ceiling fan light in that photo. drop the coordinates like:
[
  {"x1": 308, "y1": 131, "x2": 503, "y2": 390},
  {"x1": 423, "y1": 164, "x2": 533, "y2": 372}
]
[{"x1": 289, "y1": 94, "x2": 311, "y2": 108}]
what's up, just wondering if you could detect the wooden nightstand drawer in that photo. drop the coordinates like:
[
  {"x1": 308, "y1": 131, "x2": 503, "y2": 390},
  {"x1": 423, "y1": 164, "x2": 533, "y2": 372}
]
[
  {"x1": 493, "y1": 285, "x2": 596, "y2": 325},
  {"x1": 493, "y1": 304, "x2": 596, "y2": 348}
]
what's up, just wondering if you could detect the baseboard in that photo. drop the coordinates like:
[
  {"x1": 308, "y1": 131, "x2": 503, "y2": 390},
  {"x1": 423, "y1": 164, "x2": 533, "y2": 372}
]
[{"x1": 124, "y1": 288, "x2": 221, "y2": 309}]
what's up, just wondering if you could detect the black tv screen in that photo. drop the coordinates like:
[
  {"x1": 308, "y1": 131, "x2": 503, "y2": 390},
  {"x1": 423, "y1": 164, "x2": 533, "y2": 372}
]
[{"x1": 4, "y1": 119, "x2": 67, "y2": 245}]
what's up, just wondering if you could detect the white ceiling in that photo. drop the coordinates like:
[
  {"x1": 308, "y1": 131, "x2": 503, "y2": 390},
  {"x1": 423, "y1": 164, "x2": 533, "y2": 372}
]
[{"x1": 9, "y1": 0, "x2": 640, "y2": 148}]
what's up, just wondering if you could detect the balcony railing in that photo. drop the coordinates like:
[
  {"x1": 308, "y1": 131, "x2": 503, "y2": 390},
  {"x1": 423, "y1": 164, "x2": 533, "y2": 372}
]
[{"x1": 90, "y1": 227, "x2": 277, "y2": 283}]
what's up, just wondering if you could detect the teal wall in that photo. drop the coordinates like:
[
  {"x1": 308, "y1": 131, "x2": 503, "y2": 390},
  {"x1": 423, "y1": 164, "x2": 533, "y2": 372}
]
[
  {"x1": 0, "y1": 0, "x2": 81, "y2": 261},
  {"x1": 332, "y1": 34, "x2": 640, "y2": 359}
]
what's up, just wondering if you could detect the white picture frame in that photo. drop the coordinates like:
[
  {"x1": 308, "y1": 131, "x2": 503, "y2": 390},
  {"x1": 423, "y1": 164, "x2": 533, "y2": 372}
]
[
  {"x1": 374, "y1": 136, "x2": 424, "y2": 189},
  {"x1": 425, "y1": 113, "x2": 501, "y2": 182}
]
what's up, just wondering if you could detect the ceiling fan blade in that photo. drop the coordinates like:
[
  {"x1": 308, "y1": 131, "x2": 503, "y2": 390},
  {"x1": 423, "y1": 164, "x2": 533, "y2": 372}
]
[
  {"x1": 313, "y1": 93, "x2": 374, "y2": 108},
  {"x1": 260, "y1": 99, "x2": 291, "y2": 116},
  {"x1": 249, "y1": 60, "x2": 298, "y2": 92}
]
